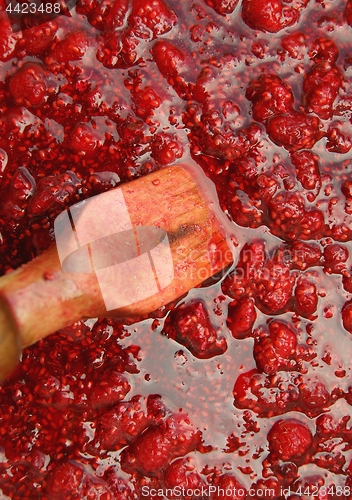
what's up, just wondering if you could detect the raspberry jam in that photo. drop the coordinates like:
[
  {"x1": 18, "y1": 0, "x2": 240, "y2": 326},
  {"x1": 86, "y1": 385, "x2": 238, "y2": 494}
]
[{"x1": 1, "y1": 0, "x2": 352, "y2": 498}]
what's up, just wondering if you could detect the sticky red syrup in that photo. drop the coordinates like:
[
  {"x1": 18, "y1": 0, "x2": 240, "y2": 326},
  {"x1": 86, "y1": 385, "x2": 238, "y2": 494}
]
[{"x1": 1, "y1": 0, "x2": 352, "y2": 498}]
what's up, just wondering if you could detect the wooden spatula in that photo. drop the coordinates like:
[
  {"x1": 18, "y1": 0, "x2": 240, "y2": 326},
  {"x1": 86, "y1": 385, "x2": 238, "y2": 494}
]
[{"x1": 0, "y1": 163, "x2": 233, "y2": 382}]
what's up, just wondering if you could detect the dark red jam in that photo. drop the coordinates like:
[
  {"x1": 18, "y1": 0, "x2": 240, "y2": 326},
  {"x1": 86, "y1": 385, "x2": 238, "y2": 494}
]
[{"x1": 1, "y1": 0, "x2": 352, "y2": 498}]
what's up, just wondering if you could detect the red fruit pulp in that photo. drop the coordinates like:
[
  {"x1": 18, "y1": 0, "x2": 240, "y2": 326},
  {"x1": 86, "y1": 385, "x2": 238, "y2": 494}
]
[{"x1": 1, "y1": 0, "x2": 352, "y2": 498}]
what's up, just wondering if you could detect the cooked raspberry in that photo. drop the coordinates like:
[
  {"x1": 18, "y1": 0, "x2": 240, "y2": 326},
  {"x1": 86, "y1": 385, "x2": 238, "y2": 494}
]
[
  {"x1": 79, "y1": 0, "x2": 129, "y2": 31},
  {"x1": 288, "y1": 242, "x2": 322, "y2": 270},
  {"x1": 96, "y1": 397, "x2": 150, "y2": 450},
  {"x1": 300, "y1": 209, "x2": 325, "y2": 238},
  {"x1": 268, "y1": 191, "x2": 304, "y2": 233},
  {"x1": 242, "y1": 0, "x2": 299, "y2": 33},
  {"x1": 77, "y1": 370, "x2": 131, "y2": 411},
  {"x1": 294, "y1": 278, "x2": 318, "y2": 318},
  {"x1": 45, "y1": 462, "x2": 84, "y2": 499},
  {"x1": 303, "y1": 62, "x2": 343, "y2": 119},
  {"x1": 2, "y1": 166, "x2": 35, "y2": 220},
  {"x1": 267, "y1": 419, "x2": 313, "y2": 461},
  {"x1": 210, "y1": 474, "x2": 247, "y2": 500},
  {"x1": 70, "y1": 122, "x2": 102, "y2": 155},
  {"x1": 311, "y1": 37, "x2": 339, "y2": 62},
  {"x1": 221, "y1": 240, "x2": 267, "y2": 298},
  {"x1": 151, "y1": 40, "x2": 190, "y2": 98},
  {"x1": 345, "y1": 0, "x2": 352, "y2": 27},
  {"x1": 227, "y1": 297, "x2": 257, "y2": 339},
  {"x1": 127, "y1": 425, "x2": 172, "y2": 474},
  {"x1": 281, "y1": 32, "x2": 307, "y2": 59},
  {"x1": 326, "y1": 125, "x2": 352, "y2": 154},
  {"x1": 299, "y1": 376, "x2": 330, "y2": 410},
  {"x1": 246, "y1": 74, "x2": 294, "y2": 122},
  {"x1": 50, "y1": 29, "x2": 92, "y2": 64},
  {"x1": 164, "y1": 457, "x2": 204, "y2": 493},
  {"x1": 342, "y1": 300, "x2": 352, "y2": 333},
  {"x1": 9, "y1": 63, "x2": 46, "y2": 107},
  {"x1": 267, "y1": 112, "x2": 321, "y2": 152},
  {"x1": 291, "y1": 150, "x2": 321, "y2": 195},
  {"x1": 151, "y1": 40, "x2": 185, "y2": 77},
  {"x1": 230, "y1": 151, "x2": 264, "y2": 180},
  {"x1": 130, "y1": 0, "x2": 177, "y2": 38},
  {"x1": 162, "y1": 301, "x2": 227, "y2": 359},
  {"x1": 253, "y1": 321, "x2": 297, "y2": 374},
  {"x1": 323, "y1": 244, "x2": 349, "y2": 274},
  {"x1": 21, "y1": 19, "x2": 58, "y2": 55},
  {"x1": 27, "y1": 172, "x2": 79, "y2": 217},
  {"x1": 151, "y1": 132, "x2": 184, "y2": 165},
  {"x1": 204, "y1": 0, "x2": 239, "y2": 15},
  {"x1": 255, "y1": 260, "x2": 296, "y2": 314},
  {"x1": 165, "y1": 413, "x2": 202, "y2": 455}
]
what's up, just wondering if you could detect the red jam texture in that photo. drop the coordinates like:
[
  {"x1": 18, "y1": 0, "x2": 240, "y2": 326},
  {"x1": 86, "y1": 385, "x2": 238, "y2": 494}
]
[{"x1": 1, "y1": 0, "x2": 352, "y2": 498}]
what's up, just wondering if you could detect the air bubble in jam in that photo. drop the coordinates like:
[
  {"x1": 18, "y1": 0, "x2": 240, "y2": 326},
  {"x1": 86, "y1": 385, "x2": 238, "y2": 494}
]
[{"x1": 1, "y1": 0, "x2": 352, "y2": 498}]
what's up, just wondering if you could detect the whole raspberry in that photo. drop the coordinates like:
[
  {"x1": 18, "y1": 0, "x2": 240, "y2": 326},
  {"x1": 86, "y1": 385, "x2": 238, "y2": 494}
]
[
  {"x1": 227, "y1": 297, "x2": 257, "y2": 339},
  {"x1": 221, "y1": 240, "x2": 267, "y2": 299},
  {"x1": 288, "y1": 241, "x2": 322, "y2": 270},
  {"x1": 79, "y1": 0, "x2": 129, "y2": 31},
  {"x1": 281, "y1": 32, "x2": 307, "y2": 59},
  {"x1": 255, "y1": 259, "x2": 296, "y2": 314},
  {"x1": 294, "y1": 278, "x2": 318, "y2": 318},
  {"x1": 268, "y1": 191, "x2": 304, "y2": 233},
  {"x1": 267, "y1": 419, "x2": 313, "y2": 461},
  {"x1": 303, "y1": 62, "x2": 343, "y2": 119},
  {"x1": 246, "y1": 74, "x2": 294, "y2": 122},
  {"x1": 267, "y1": 112, "x2": 321, "y2": 152},
  {"x1": 130, "y1": 0, "x2": 177, "y2": 38},
  {"x1": 162, "y1": 301, "x2": 227, "y2": 359},
  {"x1": 70, "y1": 122, "x2": 102, "y2": 155},
  {"x1": 9, "y1": 62, "x2": 46, "y2": 107},
  {"x1": 204, "y1": 0, "x2": 239, "y2": 15},
  {"x1": 291, "y1": 150, "x2": 321, "y2": 195},
  {"x1": 323, "y1": 244, "x2": 349, "y2": 274},
  {"x1": 310, "y1": 37, "x2": 339, "y2": 63},
  {"x1": 96, "y1": 397, "x2": 150, "y2": 450},
  {"x1": 151, "y1": 40, "x2": 190, "y2": 98},
  {"x1": 45, "y1": 462, "x2": 84, "y2": 499},
  {"x1": 242, "y1": 0, "x2": 299, "y2": 32},
  {"x1": 49, "y1": 29, "x2": 92, "y2": 65},
  {"x1": 151, "y1": 133, "x2": 184, "y2": 165},
  {"x1": 127, "y1": 425, "x2": 172, "y2": 474},
  {"x1": 253, "y1": 321, "x2": 297, "y2": 374}
]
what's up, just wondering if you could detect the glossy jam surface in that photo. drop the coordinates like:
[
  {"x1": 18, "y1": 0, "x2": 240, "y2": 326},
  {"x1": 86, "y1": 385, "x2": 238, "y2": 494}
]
[{"x1": 1, "y1": 0, "x2": 352, "y2": 498}]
